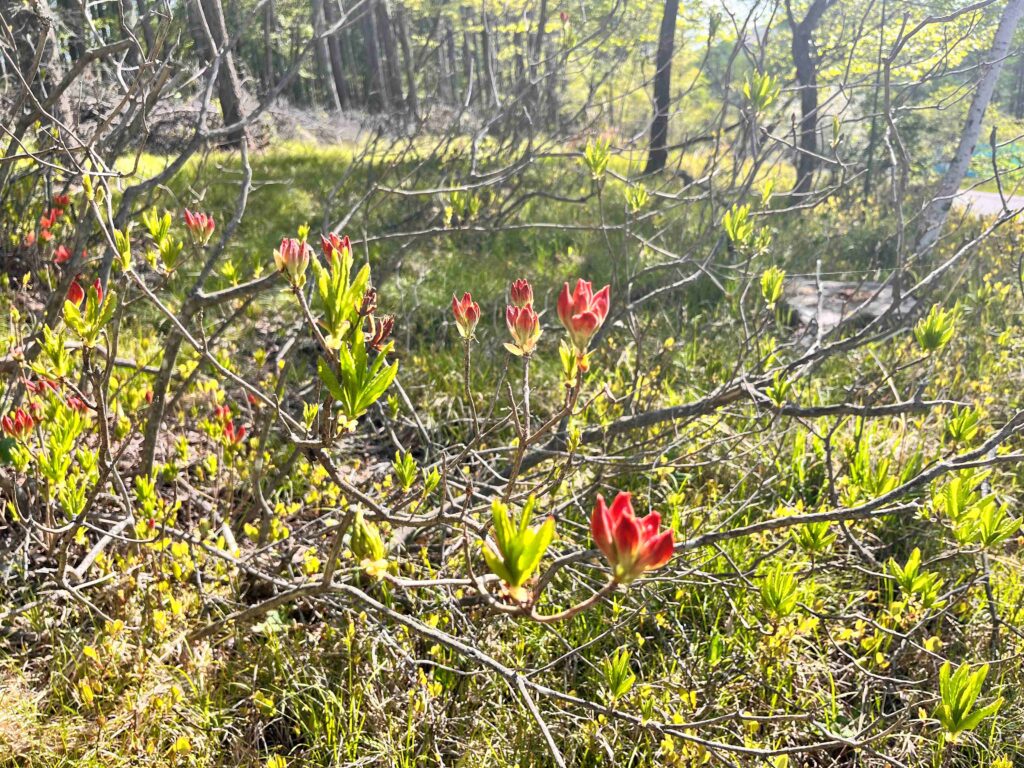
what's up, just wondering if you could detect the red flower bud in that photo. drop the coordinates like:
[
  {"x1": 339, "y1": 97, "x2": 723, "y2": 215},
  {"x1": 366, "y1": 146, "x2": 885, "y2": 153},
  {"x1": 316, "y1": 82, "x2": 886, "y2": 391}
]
[
  {"x1": 92, "y1": 278, "x2": 103, "y2": 305},
  {"x1": 590, "y1": 492, "x2": 674, "y2": 583},
  {"x1": 67, "y1": 278, "x2": 85, "y2": 305},
  {"x1": 53, "y1": 194, "x2": 71, "y2": 208},
  {"x1": 224, "y1": 420, "x2": 246, "y2": 445},
  {"x1": 145, "y1": 389, "x2": 154, "y2": 404},
  {"x1": 274, "y1": 237, "x2": 312, "y2": 284},
  {"x1": 321, "y1": 232, "x2": 351, "y2": 259},
  {"x1": 505, "y1": 304, "x2": 542, "y2": 356},
  {"x1": 509, "y1": 278, "x2": 534, "y2": 309},
  {"x1": 1, "y1": 408, "x2": 36, "y2": 438},
  {"x1": 452, "y1": 292, "x2": 481, "y2": 339},
  {"x1": 183, "y1": 209, "x2": 216, "y2": 245},
  {"x1": 66, "y1": 396, "x2": 89, "y2": 413},
  {"x1": 557, "y1": 279, "x2": 610, "y2": 353}
]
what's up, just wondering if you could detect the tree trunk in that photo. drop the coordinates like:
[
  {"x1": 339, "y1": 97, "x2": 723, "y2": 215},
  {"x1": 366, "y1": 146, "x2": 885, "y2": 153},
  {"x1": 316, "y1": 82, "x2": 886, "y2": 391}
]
[
  {"x1": 643, "y1": 0, "x2": 680, "y2": 175},
  {"x1": 789, "y1": 0, "x2": 836, "y2": 196},
  {"x1": 395, "y1": 5, "x2": 418, "y2": 118},
  {"x1": 362, "y1": 0, "x2": 388, "y2": 110},
  {"x1": 376, "y1": 0, "x2": 404, "y2": 107},
  {"x1": 917, "y1": 0, "x2": 1024, "y2": 253},
  {"x1": 197, "y1": 0, "x2": 246, "y2": 146},
  {"x1": 312, "y1": 0, "x2": 341, "y2": 111},
  {"x1": 262, "y1": 0, "x2": 275, "y2": 92},
  {"x1": 324, "y1": 0, "x2": 351, "y2": 109}
]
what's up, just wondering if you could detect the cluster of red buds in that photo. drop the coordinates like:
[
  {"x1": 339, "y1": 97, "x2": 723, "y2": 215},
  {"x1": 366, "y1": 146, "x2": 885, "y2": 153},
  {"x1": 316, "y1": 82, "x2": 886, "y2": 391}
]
[
  {"x1": 452, "y1": 293, "x2": 481, "y2": 339},
  {"x1": 24, "y1": 194, "x2": 71, "y2": 247},
  {"x1": 452, "y1": 277, "x2": 610, "y2": 366},
  {"x1": 1, "y1": 408, "x2": 35, "y2": 439},
  {"x1": 213, "y1": 404, "x2": 246, "y2": 446},
  {"x1": 67, "y1": 276, "x2": 103, "y2": 306},
  {"x1": 274, "y1": 237, "x2": 313, "y2": 285},
  {"x1": 23, "y1": 378, "x2": 59, "y2": 396},
  {"x1": 321, "y1": 232, "x2": 351, "y2": 259},
  {"x1": 183, "y1": 209, "x2": 216, "y2": 246},
  {"x1": 590, "y1": 492, "x2": 675, "y2": 583},
  {"x1": 224, "y1": 421, "x2": 246, "y2": 445}
]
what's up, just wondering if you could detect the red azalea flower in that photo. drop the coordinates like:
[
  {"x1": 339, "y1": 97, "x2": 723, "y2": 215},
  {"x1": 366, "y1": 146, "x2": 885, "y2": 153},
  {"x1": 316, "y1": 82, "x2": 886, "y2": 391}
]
[
  {"x1": 321, "y1": 232, "x2": 351, "y2": 259},
  {"x1": 505, "y1": 304, "x2": 541, "y2": 356},
  {"x1": 213, "y1": 404, "x2": 231, "y2": 423},
  {"x1": 54, "y1": 244, "x2": 72, "y2": 264},
  {"x1": 451, "y1": 292, "x2": 481, "y2": 339},
  {"x1": 39, "y1": 229, "x2": 53, "y2": 242},
  {"x1": 509, "y1": 278, "x2": 534, "y2": 309},
  {"x1": 590, "y1": 492, "x2": 674, "y2": 583},
  {"x1": 557, "y1": 279, "x2": 610, "y2": 353},
  {"x1": 53, "y1": 194, "x2": 71, "y2": 208}
]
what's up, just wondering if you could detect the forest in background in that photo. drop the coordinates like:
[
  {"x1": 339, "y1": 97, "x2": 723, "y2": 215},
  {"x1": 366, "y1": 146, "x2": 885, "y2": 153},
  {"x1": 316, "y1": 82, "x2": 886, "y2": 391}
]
[{"x1": 5, "y1": 0, "x2": 1024, "y2": 766}]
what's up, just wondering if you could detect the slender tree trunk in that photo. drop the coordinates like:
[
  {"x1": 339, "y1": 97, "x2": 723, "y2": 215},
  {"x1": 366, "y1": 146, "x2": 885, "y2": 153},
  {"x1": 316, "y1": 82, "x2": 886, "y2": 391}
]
[
  {"x1": 481, "y1": 6, "x2": 500, "y2": 106},
  {"x1": 788, "y1": 0, "x2": 836, "y2": 196},
  {"x1": 312, "y1": 0, "x2": 341, "y2": 111},
  {"x1": 135, "y1": 0, "x2": 156, "y2": 52},
  {"x1": 363, "y1": 0, "x2": 388, "y2": 110},
  {"x1": 917, "y1": 0, "x2": 1024, "y2": 253},
  {"x1": 262, "y1": 0, "x2": 275, "y2": 92},
  {"x1": 395, "y1": 5, "x2": 418, "y2": 118},
  {"x1": 643, "y1": 0, "x2": 679, "y2": 175},
  {"x1": 377, "y1": 0, "x2": 404, "y2": 106},
  {"x1": 196, "y1": 0, "x2": 246, "y2": 146},
  {"x1": 445, "y1": 20, "x2": 459, "y2": 104},
  {"x1": 324, "y1": 0, "x2": 351, "y2": 109}
]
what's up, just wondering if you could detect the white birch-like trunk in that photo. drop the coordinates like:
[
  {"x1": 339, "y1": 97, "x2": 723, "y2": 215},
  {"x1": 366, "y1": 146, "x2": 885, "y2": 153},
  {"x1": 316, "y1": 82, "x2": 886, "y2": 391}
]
[{"x1": 917, "y1": 0, "x2": 1024, "y2": 253}]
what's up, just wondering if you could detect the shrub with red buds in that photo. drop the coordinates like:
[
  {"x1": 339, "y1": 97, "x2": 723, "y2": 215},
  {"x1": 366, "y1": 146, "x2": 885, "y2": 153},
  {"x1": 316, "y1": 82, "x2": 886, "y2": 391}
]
[
  {"x1": 213, "y1": 404, "x2": 231, "y2": 423},
  {"x1": 452, "y1": 292, "x2": 481, "y2": 339},
  {"x1": 1, "y1": 408, "x2": 35, "y2": 439},
  {"x1": 557, "y1": 279, "x2": 610, "y2": 353},
  {"x1": 321, "y1": 232, "x2": 351, "y2": 259},
  {"x1": 505, "y1": 304, "x2": 541, "y2": 356},
  {"x1": 183, "y1": 209, "x2": 216, "y2": 245},
  {"x1": 509, "y1": 278, "x2": 533, "y2": 308},
  {"x1": 590, "y1": 492, "x2": 674, "y2": 584},
  {"x1": 274, "y1": 237, "x2": 312, "y2": 286}
]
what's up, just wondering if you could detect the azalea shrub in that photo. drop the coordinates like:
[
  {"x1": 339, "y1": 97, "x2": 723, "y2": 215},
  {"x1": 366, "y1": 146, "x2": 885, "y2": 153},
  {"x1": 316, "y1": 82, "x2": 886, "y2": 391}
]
[{"x1": 2, "y1": 167, "x2": 1024, "y2": 768}]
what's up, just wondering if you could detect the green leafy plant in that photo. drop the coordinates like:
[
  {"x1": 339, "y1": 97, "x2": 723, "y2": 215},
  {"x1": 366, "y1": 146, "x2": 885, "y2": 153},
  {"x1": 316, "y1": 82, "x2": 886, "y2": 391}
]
[
  {"x1": 760, "y1": 265, "x2": 785, "y2": 308},
  {"x1": 743, "y1": 70, "x2": 780, "y2": 112},
  {"x1": 582, "y1": 137, "x2": 610, "y2": 180},
  {"x1": 934, "y1": 662, "x2": 1002, "y2": 740},
  {"x1": 317, "y1": 330, "x2": 398, "y2": 424},
  {"x1": 600, "y1": 647, "x2": 636, "y2": 703},
  {"x1": 392, "y1": 450, "x2": 417, "y2": 491},
  {"x1": 481, "y1": 496, "x2": 555, "y2": 602},
  {"x1": 759, "y1": 562, "x2": 799, "y2": 621},
  {"x1": 888, "y1": 548, "x2": 945, "y2": 609},
  {"x1": 914, "y1": 304, "x2": 956, "y2": 353}
]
